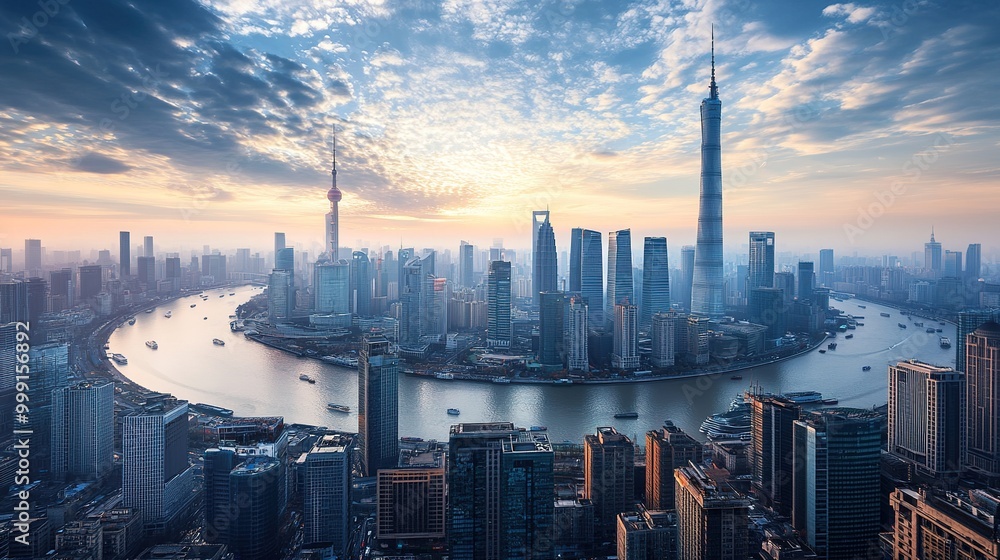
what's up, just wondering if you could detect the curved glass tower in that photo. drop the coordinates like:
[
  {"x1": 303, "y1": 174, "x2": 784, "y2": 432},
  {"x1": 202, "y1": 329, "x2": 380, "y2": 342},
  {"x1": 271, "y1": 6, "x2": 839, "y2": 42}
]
[{"x1": 691, "y1": 33, "x2": 725, "y2": 317}]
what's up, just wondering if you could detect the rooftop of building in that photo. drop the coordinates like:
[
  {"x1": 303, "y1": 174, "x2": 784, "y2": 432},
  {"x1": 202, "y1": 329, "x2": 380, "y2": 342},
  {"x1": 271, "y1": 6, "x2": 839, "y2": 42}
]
[
  {"x1": 450, "y1": 422, "x2": 516, "y2": 435},
  {"x1": 396, "y1": 446, "x2": 446, "y2": 469},
  {"x1": 588, "y1": 426, "x2": 632, "y2": 445},
  {"x1": 502, "y1": 430, "x2": 552, "y2": 454},
  {"x1": 231, "y1": 456, "x2": 279, "y2": 475},
  {"x1": 309, "y1": 433, "x2": 353, "y2": 453},
  {"x1": 676, "y1": 464, "x2": 749, "y2": 505},
  {"x1": 900, "y1": 487, "x2": 1000, "y2": 534},
  {"x1": 893, "y1": 359, "x2": 956, "y2": 374},
  {"x1": 619, "y1": 509, "x2": 677, "y2": 531}
]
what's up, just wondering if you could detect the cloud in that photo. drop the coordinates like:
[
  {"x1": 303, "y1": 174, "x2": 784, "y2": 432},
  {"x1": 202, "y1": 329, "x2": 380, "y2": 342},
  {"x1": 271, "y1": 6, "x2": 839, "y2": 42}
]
[{"x1": 72, "y1": 153, "x2": 133, "y2": 174}]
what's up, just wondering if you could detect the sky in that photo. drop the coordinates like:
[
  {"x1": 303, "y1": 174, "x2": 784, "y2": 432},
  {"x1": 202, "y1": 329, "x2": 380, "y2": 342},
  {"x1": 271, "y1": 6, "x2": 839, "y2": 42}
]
[{"x1": 0, "y1": 0, "x2": 998, "y2": 259}]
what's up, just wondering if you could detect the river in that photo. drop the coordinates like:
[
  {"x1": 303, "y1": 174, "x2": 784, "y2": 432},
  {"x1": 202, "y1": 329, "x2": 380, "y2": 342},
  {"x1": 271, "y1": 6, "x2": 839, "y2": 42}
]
[{"x1": 106, "y1": 286, "x2": 957, "y2": 444}]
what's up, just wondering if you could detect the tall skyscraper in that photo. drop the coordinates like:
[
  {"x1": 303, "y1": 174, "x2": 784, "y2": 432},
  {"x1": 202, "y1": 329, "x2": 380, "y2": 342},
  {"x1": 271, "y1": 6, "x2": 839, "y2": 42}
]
[
  {"x1": 797, "y1": 261, "x2": 814, "y2": 302},
  {"x1": 641, "y1": 237, "x2": 670, "y2": 328},
  {"x1": 645, "y1": 422, "x2": 703, "y2": 511},
  {"x1": 0, "y1": 280, "x2": 29, "y2": 323},
  {"x1": 28, "y1": 342, "x2": 70, "y2": 474},
  {"x1": 750, "y1": 394, "x2": 800, "y2": 517},
  {"x1": 651, "y1": 312, "x2": 675, "y2": 368},
  {"x1": 267, "y1": 269, "x2": 294, "y2": 322},
  {"x1": 612, "y1": 302, "x2": 639, "y2": 370},
  {"x1": 459, "y1": 241, "x2": 475, "y2": 288},
  {"x1": 0, "y1": 324, "x2": 17, "y2": 440},
  {"x1": 748, "y1": 232, "x2": 775, "y2": 291},
  {"x1": 203, "y1": 448, "x2": 238, "y2": 544},
  {"x1": 584, "y1": 427, "x2": 635, "y2": 541},
  {"x1": 675, "y1": 464, "x2": 749, "y2": 560},
  {"x1": 274, "y1": 232, "x2": 285, "y2": 263},
  {"x1": 377, "y1": 445, "x2": 447, "y2": 540},
  {"x1": 79, "y1": 264, "x2": 103, "y2": 299},
  {"x1": 887, "y1": 360, "x2": 965, "y2": 478},
  {"x1": 538, "y1": 291, "x2": 565, "y2": 370},
  {"x1": 533, "y1": 214, "x2": 557, "y2": 307},
  {"x1": 314, "y1": 261, "x2": 351, "y2": 314},
  {"x1": 399, "y1": 255, "x2": 430, "y2": 345},
  {"x1": 26, "y1": 276, "x2": 46, "y2": 325},
  {"x1": 818, "y1": 248, "x2": 834, "y2": 287},
  {"x1": 966, "y1": 242, "x2": 982, "y2": 281},
  {"x1": 143, "y1": 235, "x2": 153, "y2": 258},
  {"x1": 24, "y1": 238, "x2": 42, "y2": 273},
  {"x1": 358, "y1": 335, "x2": 399, "y2": 477},
  {"x1": 487, "y1": 260, "x2": 512, "y2": 348},
  {"x1": 350, "y1": 251, "x2": 372, "y2": 316},
  {"x1": 302, "y1": 434, "x2": 353, "y2": 552},
  {"x1": 275, "y1": 247, "x2": 294, "y2": 275},
  {"x1": 566, "y1": 296, "x2": 589, "y2": 371},
  {"x1": 606, "y1": 229, "x2": 634, "y2": 328},
  {"x1": 500, "y1": 430, "x2": 554, "y2": 559},
  {"x1": 51, "y1": 381, "x2": 114, "y2": 482},
  {"x1": 957, "y1": 310, "x2": 1000, "y2": 374},
  {"x1": 679, "y1": 245, "x2": 695, "y2": 310},
  {"x1": 122, "y1": 396, "x2": 197, "y2": 537},
  {"x1": 531, "y1": 210, "x2": 549, "y2": 271},
  {"x1": 0, "y1": 247, "x2": 11, "y2": 272},
  {"x1": 925, "y1": 228, "x2": 942, "y2": 273},
  {"x1": 569, "y1": 228, "x2": 604, "y2": 327},
  {"x1": 228, "y1": 457, "x2": 282, "y2": 560},
  {"x1": 792, "y1": 409, "x2": 882, "y2": 559},
  {"x1": 965, "y1": 322, "x2": 1000, "y2": 485},
  {"x1": 691, "y1": 37, "x2": 724, "y2": 317},
  {"x1": 326, "y1": 136, "x2": 342, "y2": 258},
  {"x1": 136, "y1": 256, "x2": 155, "y2": 289},
  {"x1": 119, "y1": 231, "x2": 130, "y2": 278},
  {"x1": 944, "y1": 249, "x2": 963, "y2": 278},
  {"x1": 447, "y1": 422, "x2": 520, "y2": 560}
]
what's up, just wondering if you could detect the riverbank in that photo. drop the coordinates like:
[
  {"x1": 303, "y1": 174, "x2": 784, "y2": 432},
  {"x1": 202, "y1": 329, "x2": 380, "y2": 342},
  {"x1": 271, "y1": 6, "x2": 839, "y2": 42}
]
[
  {"x1": 239, "y1": 323, "x2": 828, "y2": 385},
  {"x1": 401, "y1": 335, "x2": 828, "y2": 385}
]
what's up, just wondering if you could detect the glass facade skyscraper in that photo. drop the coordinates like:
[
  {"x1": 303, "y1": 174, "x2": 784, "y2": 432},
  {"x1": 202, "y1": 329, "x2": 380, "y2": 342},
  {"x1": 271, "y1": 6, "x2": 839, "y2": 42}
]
[
  {"x1": 51, "y1": 380, "x2": 114, "y2": 482},
  {"x1": 533, "y1": 214, "x2": 557, "y2": 307},
  {"x1": 640, "y1": 237, "x2": 670, "y2": 328},
  {"x1": 314, "y1": 261, "x2": 350, "y2": 314},
  {"x1": 606, "y1": 229, "x2": 633, "y2": 329},
  {"x1": 679, "y1": 245, "x2": 695, "y2": 310},
  {"x1": 350, "y1": 251, "x2": 372, "y2": 316},
  {"x1": 570, "y1": 228, "x2": 604, "y2": 327},
  {"x1": 358, "y1": 335, "x2": 399, "y2": 477},
  {"x1": 792, "y1": 409, "x2": 882, "y2": 559},
  {"x1": 487, "y1": 260, "x2": 512, "y2": 348},
  {"x1": 748, "y1": 232, "x2": 774, "y2": 291},
  {"x1": 538, "y1": 291, "x2": 565, "y2": 369},
  {"x1": 448, "y1": 422, "x2": 521, "y2": 560},
  {"x1": 119, "y1": 231, "x2": 130, "y2": 278}
]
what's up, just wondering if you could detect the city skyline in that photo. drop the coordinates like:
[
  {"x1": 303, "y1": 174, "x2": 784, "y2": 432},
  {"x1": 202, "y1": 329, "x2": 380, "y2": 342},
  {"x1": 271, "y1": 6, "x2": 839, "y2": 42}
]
[{"x1": 1, "y1": 0, "x2": 999, "y2": 253}]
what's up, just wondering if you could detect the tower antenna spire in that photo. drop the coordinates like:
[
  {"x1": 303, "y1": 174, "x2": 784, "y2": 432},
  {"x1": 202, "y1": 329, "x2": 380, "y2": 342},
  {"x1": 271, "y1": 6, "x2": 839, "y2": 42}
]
[
  {"x1": 710, "y1": 24, "x2": 718, "y2": 99},
  {"x1": 333, "y1": 128, "x2": 338, "y2": 174}
]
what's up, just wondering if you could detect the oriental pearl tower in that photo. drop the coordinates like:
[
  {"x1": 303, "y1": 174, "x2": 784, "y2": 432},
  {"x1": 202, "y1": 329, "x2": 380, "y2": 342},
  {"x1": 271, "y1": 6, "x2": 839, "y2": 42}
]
[{"x1": 326, "y1": 132, "x2": 342, "y2": 260}]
